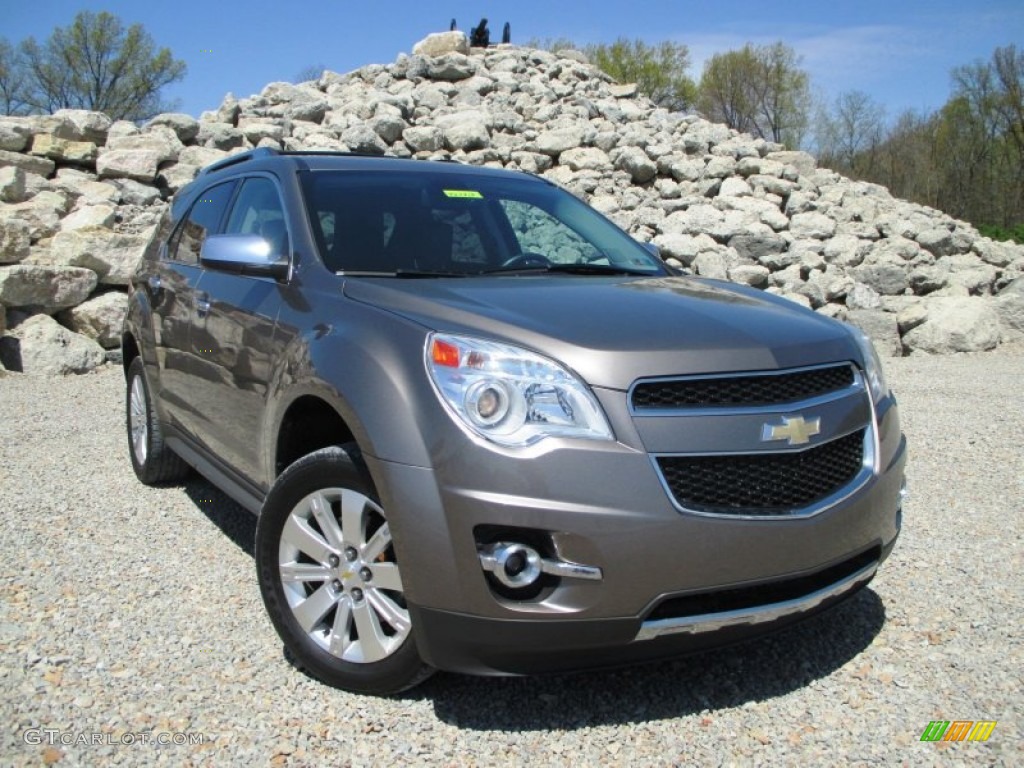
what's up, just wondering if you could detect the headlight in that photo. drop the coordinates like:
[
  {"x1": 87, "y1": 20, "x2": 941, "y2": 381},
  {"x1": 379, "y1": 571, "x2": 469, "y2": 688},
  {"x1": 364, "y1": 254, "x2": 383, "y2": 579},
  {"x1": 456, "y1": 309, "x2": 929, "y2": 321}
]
[
  {"x1": 849, "y1": 327, "x2": 889, "y2": 403},
  {"x1": 425, "y1": 333, "x2": 613, "y2": 447}
]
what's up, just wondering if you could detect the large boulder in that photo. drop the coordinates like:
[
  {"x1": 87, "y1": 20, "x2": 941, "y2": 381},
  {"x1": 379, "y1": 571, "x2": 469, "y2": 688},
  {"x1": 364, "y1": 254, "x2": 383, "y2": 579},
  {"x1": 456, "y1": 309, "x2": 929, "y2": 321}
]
[
  {"x1": 994, "y1": 277, "x2": 1024, "y2": 338},
  {"x1": 0, "y1": 118, "x2": 34, "y2": 152},
  {"x1": 0, "y1": 148, "x2": 55, "y2": 177},
  {"x1": 49, "y1": 225, "x2": 156, "y2": 285},
  {"x1": 434, "y1": 111, "x2": 490, "y2": 151},
  {"x1": 0, "y1": 313, "x2": 106, "y2": 375},
  {"x1": 0, "y1": 265, "x2": 98, "y2": 311},
  {"x1": 29, "y1": 134, "x2": 98, "y2": 165},
  {"x1": 412, "y1": 31, "x2": 470, "y2": 58},
  {"x1": 51, "y1": 109, "x2": 112, "y2": 144},
  {"x1": 845, "y1": 309, "x2": 902, "y2": 357},
  {"x1": 901, "y1": 297, "x2": 1001, "y2": 354},
  {"x1": 96, "y1": 149, "x2": 165, "y2": 182},
  {"x1": 57, "y1": 290, "x2": 127, "y2": 348},
  {"x1": 144, "y1": 113, "x2": 201, "y2": 143}
]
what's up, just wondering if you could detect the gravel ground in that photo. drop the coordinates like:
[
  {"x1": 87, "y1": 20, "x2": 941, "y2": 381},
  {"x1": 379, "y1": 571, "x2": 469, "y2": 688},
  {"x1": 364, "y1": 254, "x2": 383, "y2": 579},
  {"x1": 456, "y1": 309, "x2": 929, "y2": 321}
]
[{"x1": 1, "y1": 348, "x2": 1021, "y2": 767}]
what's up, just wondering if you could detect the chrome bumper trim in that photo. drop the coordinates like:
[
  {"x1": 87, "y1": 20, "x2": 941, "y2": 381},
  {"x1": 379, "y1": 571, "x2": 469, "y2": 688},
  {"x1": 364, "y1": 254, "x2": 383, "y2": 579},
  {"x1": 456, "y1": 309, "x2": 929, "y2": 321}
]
[{"x1": 634, "y1": 561, "x2": 877, "y2": 641}]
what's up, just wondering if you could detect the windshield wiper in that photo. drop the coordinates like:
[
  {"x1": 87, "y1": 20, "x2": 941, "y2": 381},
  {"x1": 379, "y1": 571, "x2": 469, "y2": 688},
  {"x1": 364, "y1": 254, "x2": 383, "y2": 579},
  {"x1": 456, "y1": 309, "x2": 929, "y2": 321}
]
[
  {"x1": 393, "y1": 269, "x2": 468, "y2": 278},
  {"x1": 543, "y1": 263, "x2": 656, "y2": 276},
  {"x1": 483, "y1": 263, "x2": 655, "y2": 276}
]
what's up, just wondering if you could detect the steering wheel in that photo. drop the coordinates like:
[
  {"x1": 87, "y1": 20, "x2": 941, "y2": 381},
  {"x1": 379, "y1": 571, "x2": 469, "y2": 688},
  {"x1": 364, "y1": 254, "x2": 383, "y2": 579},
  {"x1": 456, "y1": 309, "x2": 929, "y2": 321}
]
[{"x1": 500, "y1": 252, "x2": 551, "y2": 269}]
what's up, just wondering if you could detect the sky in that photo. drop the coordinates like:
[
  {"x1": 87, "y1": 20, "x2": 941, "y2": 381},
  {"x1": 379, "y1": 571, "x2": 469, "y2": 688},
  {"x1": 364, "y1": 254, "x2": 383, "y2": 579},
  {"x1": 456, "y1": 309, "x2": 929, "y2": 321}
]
[{"x1": 4, "y1": 1, "x2": 1022, "y2": 122}]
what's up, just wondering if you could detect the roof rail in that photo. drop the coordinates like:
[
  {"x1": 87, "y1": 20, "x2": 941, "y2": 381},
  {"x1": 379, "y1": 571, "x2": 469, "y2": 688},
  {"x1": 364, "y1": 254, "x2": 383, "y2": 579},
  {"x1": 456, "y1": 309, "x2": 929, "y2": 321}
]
[{"x1": 201, "y1": 146, "x2": 280, "y2": 175}]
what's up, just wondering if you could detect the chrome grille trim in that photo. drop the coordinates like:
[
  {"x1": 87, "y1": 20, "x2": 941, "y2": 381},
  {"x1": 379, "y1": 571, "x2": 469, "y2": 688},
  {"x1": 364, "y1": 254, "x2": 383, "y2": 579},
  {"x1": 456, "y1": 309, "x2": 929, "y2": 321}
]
[{"x1": 634, "y1": 561, "x2": 878, "y2": 641}]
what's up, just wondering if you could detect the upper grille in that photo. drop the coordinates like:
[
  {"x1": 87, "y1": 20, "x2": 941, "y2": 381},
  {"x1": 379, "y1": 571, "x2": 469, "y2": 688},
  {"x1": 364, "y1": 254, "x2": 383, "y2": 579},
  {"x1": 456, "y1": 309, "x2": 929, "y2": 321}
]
[
  {"x1": 656, "y1": 429, "x2": 866, "y2": 516},
  {"x1": 632, "y1": 365, "x2": 855, "y2": 410}
]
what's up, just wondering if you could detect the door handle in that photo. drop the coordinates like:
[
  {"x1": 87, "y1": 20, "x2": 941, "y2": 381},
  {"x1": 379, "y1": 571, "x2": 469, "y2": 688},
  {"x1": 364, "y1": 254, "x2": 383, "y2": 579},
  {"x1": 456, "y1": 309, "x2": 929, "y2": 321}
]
[{"x1": 194, "y1": 293, "x2": 211, "y2": 317}]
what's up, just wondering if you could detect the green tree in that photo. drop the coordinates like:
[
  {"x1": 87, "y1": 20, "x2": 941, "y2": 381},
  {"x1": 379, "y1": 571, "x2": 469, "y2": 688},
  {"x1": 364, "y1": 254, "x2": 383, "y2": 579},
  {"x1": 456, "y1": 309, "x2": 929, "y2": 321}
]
[
  {"x1": 584, "y1": 38, "x2": 696, "y2": 112},
  {"x1": 16, "y1": 11, "x2": 186, "y2": 121},
  {"x1": 697, "y1": 42, "x2": 811, "y2": 147}
]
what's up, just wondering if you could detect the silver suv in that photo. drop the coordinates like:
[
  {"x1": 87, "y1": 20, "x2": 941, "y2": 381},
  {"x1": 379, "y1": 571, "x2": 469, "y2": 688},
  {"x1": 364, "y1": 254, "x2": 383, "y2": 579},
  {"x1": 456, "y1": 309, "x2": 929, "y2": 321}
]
[{"x1": 122, "y1": 149, "x2": 906, "y2": 694}]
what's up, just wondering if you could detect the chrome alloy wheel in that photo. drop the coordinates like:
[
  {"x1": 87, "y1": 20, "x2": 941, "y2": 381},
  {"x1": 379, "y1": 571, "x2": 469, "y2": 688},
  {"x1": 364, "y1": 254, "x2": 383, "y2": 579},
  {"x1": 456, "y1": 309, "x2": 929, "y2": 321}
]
[
  {"x1": 129, "y1": 374, "x2": 149, "y2": 465},
  {"x1": 277, "y1": 488, "x2": 410, "y2": 664}
]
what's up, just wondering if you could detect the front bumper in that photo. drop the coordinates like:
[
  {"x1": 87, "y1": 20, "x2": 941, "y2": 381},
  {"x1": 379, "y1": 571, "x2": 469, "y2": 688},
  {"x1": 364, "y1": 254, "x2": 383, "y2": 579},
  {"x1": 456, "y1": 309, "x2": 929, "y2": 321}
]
[
  {"x1": 364, "y1": 394, "x2": 906, "y2": 676},
  {"x1": 410, "y1": 534, "x2": 896, "y2": 675}
]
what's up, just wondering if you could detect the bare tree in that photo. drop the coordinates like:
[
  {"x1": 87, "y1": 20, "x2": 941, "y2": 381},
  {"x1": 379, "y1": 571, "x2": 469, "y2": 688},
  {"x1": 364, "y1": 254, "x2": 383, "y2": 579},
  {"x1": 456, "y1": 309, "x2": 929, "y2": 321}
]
[
  {"x1": 816, "y1": 90, "x2": 887, "y2": 174},
  {"x1": 294, "y1": 63, "x2": 327, "y2": 84},
  {"x1": 0, "y1": 38, "x2": 30, "y2": 115}
]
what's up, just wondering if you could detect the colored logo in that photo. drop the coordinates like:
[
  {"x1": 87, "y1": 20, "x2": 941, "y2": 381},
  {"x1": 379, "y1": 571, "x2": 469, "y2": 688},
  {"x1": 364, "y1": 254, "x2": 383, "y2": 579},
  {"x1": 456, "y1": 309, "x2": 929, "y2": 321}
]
[
  {"x1": 920, "y1": 720, "x2": 997, "y2": 742},
  {"x1": 761, "y1": 415, "x2": 821, "y2": 446}
]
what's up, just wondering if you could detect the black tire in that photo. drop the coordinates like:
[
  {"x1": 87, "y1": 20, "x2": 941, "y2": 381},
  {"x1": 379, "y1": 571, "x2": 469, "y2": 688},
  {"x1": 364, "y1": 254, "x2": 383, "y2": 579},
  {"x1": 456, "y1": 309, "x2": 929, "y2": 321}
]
[
  {"x1": 255, "y1": 444, "x2": 433, "y2": 695},
  {"x1": 126, "y1": 357, "x2": 190, "y2": 485}
]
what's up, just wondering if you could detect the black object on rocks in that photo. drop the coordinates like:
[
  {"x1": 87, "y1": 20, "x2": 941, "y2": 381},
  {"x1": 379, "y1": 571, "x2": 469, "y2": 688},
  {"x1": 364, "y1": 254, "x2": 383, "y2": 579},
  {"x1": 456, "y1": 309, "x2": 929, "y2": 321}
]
[{"x1": 470, "y1": 18, "x2": 490, "y2": 48}]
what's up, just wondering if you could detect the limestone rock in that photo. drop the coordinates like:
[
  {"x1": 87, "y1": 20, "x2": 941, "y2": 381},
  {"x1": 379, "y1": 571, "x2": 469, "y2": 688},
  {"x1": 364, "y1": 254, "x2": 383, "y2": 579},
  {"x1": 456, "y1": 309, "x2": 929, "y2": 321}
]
[
  {"x1": 902, "y1": 297, "x2": 1001, "y2": 354},
  {"x1": 0, "y1": 118, "x2": 33, "y2": 152},
  {"x1": 403, "y1": 126, "x2": 444, "y2": 153},
  {"x1": 59, "y1": 204, "x2": 117, "y2": 232},
  {"x1": 0, "y1": 265, "x2": 98, "y2": 311},
  {"x1": 96, "y1": 149, "x2": 164, "y2": 182},
  {"x1": 0, "y1": 218, "x2": 31, "y2": 264},
  {"x1": 51, "y1": 109, "x2": 112, "y2": 144},
  {"x1": 0, "y1": 313, "x2": 106, "y2": 375},
  {"x1": 49, "y1": 225, "x2": 156, "y2": 285},
  {"x1": 0, "y1": 166, "x2": 26, "y2": 203},
  {"x1": 29, "y1": 135, "x2": 97, "y2": 165},
  {"x1": 434, "y1": 111, "x2": 490, "y2": 151},
  {"x1": 57, "y1": 290, "x2": 127, "y2": 348},
  {"x1": 0, "y1": 148, "x2": 55, "y2": 177},
  {"x1": 145, "y1": 113, "x2": 201, "y2": 143},
  {"x1": 413, "y1": 31, "x2": 470, "y2": 57},
  {"x1": 845, "y1": 309, "x2": 902, "y2": 357}
]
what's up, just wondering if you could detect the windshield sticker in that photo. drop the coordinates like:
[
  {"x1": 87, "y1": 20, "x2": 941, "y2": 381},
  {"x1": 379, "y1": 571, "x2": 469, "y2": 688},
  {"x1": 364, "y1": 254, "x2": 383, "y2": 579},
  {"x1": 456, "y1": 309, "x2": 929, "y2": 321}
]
[{"x1": 443, "y1": 189, "x2": 484, "y2": 199}]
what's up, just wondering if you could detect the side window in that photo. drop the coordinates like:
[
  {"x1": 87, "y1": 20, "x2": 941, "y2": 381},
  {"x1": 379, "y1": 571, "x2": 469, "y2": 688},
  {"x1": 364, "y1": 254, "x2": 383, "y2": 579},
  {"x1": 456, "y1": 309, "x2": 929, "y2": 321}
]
[
  {"x1": 168, "y1": 181, "x2": 236, "y2": 265},
  {"x1": 500, "y1": 200, "x2": 603, "y2": 264},
  {"x1": 225, "y1": 177, "x2": 289, "y2": 257}
]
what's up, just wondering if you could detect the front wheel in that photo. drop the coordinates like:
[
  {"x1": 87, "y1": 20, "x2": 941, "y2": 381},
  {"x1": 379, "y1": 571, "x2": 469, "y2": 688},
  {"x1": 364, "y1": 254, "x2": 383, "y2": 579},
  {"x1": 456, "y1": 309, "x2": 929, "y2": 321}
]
[
  {"x1": 255, "y1": 445, "x2": 432, "y2": 694},
  {"x1": 126, "y1": 357, "x2": 190, "y2": 484}
]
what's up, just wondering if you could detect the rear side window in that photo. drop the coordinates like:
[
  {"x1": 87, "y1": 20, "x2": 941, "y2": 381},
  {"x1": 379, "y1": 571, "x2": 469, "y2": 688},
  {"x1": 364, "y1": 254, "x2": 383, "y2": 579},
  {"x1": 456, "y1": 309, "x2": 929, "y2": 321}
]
[
  {"x1": 225, "y1": 177, "x2": 289, "y2": 257},
  {"x1": 168, "y1": 181, "x2": 236, "y2": 265}
]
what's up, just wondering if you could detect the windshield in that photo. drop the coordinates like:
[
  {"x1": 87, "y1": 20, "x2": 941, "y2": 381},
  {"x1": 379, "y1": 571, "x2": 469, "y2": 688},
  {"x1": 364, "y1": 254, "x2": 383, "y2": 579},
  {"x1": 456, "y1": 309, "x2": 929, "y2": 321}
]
[{"x1": 299, "y1": 169, "x2": 666, "y2": 277}]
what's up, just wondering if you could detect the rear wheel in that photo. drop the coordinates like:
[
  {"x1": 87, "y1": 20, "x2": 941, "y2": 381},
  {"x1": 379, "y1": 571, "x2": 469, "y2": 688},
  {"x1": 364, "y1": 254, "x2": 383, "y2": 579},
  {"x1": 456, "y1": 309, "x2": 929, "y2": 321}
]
[
  {"x1": 255, "y1": 444, "x2": 432, "y2": 694},
  {"x1": 126, "y1": 357, "x2": 190, "y2": 484}
]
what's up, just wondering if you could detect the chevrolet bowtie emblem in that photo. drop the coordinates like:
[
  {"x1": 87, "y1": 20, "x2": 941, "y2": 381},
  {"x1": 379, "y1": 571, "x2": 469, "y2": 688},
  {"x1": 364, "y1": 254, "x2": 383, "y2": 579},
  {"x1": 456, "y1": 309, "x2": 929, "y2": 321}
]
[{"x1": 762, "y1": 415, "x2": 821, "y2": 446}]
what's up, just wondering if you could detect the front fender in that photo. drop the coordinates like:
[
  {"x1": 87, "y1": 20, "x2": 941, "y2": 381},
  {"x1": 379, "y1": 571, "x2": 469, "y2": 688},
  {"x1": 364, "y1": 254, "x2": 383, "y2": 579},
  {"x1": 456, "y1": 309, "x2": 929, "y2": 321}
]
[{"x1": 264, "y1": 301, "x2": 441, "y2": 482}]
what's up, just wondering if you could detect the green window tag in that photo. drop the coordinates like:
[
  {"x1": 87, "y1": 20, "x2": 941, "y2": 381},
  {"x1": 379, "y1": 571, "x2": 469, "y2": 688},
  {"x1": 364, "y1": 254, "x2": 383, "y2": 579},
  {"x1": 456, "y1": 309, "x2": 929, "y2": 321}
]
[{"x1": 443, "y1": 190, "x2": 483, "y2": 199}]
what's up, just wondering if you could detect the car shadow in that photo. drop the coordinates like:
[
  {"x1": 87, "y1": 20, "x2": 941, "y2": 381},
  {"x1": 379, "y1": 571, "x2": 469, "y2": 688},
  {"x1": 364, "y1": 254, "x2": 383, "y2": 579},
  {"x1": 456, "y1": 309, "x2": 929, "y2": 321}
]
[
  {"x1": 182, "y1": 475, "x2": 256, "y2": 557},
  {"x1": 179, "y1": 481, "x2": 886, "y2": 728},
  {"x1": 409, "y1": 588, "x2": 886, "y2": 730}
]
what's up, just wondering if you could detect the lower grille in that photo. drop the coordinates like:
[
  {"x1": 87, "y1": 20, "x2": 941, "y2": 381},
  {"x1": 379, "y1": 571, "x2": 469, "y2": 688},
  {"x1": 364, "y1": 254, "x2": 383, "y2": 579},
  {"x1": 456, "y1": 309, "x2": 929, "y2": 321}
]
[
  {"x1": 644, "y1": 545, "x2": 880, "y2": 622},
  {"x1": 656, "y1": 429, "x2": 866, "y2": 516}
]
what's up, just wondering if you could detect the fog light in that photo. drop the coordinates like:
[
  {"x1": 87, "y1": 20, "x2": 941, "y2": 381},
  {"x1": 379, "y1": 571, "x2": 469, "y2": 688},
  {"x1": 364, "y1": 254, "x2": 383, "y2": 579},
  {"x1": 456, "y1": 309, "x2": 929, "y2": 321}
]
[{"x1": 478, "y1": 541, "x2": 604, "y2": 591}]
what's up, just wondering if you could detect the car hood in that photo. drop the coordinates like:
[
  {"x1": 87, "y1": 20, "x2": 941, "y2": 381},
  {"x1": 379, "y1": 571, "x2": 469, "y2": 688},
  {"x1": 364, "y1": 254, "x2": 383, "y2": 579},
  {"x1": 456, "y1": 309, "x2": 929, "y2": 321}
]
[{"x1": 343, "y1": 275, "x2": 858, "y2": 390}]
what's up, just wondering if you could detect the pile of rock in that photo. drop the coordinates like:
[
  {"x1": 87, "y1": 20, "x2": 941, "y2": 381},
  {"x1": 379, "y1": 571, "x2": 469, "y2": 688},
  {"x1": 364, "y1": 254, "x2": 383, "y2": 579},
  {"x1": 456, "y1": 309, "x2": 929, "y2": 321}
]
[{"x1": 1, "y1": 31, "x2": 1022, "y2": 374}]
